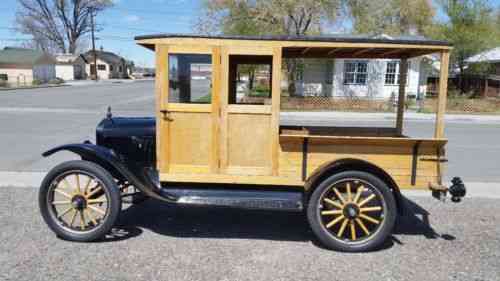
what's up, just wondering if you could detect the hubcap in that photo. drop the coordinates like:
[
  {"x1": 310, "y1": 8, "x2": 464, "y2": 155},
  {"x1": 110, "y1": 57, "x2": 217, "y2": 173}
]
[
  {"x1": 318, "y1": 179, "x2": 385, "y2": 243},
  {"x1": 48, "y1": 171, "x2": 109, "y2": 232}
]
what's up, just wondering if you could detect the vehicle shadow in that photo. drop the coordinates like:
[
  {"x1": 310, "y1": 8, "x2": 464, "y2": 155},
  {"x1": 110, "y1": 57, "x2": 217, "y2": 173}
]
[{"x1": 108, "y1": 195, "x2": 454, "y2": 249}]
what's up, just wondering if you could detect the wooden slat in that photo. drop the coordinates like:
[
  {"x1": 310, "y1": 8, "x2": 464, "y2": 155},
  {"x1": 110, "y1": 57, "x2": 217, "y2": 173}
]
[
  {"x1": 396, "y1": 58, "x2": 408, "y2": 135},
  {"x1": 435, "y1": 51, "x2": 450, "y2": 138},
  {"x1": 210, "y1": 46, "x2": 221, "y2": 173},
  {"x1": 219, "y1": 47, "x2": 229, "y2": 172},
  {"x1": 168, "y1": 45, "x2": 214, "y2": 54},
  {"x1": 167, "y1": 103, "x2": 212, "y2": 113},
  {"x1": 155, "y1": 45, "x2": 168, "y2": 173},
  {"x1": 160, "y1": 173, "x2": 304, "y2": 186},
  {"x1": 271, "y1": 47, "x2": 282, "y2": 176},
  {"x1": 137, "y1": 37, "x2": 452, "y2": 52},
  {"x1": 227, "y1": 104, "x2": 272, "y2": 114}
]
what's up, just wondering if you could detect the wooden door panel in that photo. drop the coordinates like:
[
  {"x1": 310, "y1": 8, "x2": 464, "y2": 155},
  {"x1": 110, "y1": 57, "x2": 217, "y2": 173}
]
[
  {"x1": 226, "y1": 113, "x2": 272, "y2": 175},
  {"x1": 168, "y1": 112, "x2": 212, "y2": 174}
]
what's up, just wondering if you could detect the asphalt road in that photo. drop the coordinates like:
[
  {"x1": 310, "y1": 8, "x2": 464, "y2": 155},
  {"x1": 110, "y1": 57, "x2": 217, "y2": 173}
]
[
  {"x1": 0, "y1": 81, "x2": 499, "y2": 182},
  {"x1": 0, "y1": 187, "x2": 498, "y2": 281}
]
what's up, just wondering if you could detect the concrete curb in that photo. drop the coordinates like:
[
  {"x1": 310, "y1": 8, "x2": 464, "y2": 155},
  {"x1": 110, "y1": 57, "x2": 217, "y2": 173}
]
[
  {"x1": 1, "y1": 171, "x2": 499, "y2": 199},
  {"x1": 0, "y1": 84, "x2": 69, "y2": 92}
]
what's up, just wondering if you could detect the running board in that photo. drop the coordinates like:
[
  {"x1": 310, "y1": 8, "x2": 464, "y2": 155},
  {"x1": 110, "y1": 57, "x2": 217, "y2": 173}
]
[{"x1": 160, "y1": 188, "x2": 304, "y2": 212}]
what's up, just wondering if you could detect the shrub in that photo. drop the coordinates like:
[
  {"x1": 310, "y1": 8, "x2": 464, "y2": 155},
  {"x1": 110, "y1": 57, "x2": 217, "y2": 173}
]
[
  {"x1": 49, "y1": 78, "x2": 65, "y2": 85},
  {"x1": 32, "y1": 79, "x2": 42, "y2": 86}
]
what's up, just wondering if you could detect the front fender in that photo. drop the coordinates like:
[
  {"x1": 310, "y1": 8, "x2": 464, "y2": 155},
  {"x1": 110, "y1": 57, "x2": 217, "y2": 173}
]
[{"x1": 43, "y1": 143, "x2": 176, "y2": 202}]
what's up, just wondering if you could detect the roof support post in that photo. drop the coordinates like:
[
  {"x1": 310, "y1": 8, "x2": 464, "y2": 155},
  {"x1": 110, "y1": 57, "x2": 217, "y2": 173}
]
[
  {"x1": 434, "y1": 51, "x2": 450, "y2": 139},
  {"x1": 396, "y1": 58, "x2": 408, "y2": 135}
]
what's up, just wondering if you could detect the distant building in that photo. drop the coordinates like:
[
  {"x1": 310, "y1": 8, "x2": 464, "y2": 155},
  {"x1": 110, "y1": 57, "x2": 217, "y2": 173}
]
[
  {"x1": 466, "y1": 47, "x2": 500, "y2": 97},
  {"x1": 82, "y1": 48, "x2": 130, "y2": 80},
  {"x1": 0, "y1": 47, "x2": 56, "y2": 86},
  {"x1": 55, "y1": 54, "x2": 86, "y2": 81}
]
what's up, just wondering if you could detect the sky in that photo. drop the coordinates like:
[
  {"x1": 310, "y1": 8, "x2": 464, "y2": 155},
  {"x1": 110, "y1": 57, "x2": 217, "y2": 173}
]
[
  {"x1": 0, "y1": 0, "x2": 201, "y2": 67},
  {"x1": 0, "y1": 0, "x2": 499, "y2": 67}
]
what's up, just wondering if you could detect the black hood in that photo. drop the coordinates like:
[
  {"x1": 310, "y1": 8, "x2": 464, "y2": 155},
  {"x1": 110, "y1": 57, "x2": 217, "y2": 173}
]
[{"x1": 97, "y1": 117, "x2": 155, "y2": 139}]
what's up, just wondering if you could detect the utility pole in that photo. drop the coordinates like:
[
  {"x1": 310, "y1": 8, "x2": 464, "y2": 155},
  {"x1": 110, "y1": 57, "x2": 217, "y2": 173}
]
[{"x1": 90, "y1": 8, "x2": 98, "y2": 81}]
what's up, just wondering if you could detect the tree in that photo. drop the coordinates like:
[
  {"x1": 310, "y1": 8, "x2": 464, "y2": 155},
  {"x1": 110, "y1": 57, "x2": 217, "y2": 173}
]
[
  {"x1": 432, "y1": 0, "x2": 500, "y2": 94},
  {"x1": 16, "y1": 0, "x2": 113, "y2": 54},
  {"x1": 197, "y1": 0, "x2": 341, "y2": 96},
  {"x1": 346, "y1": 0, "x2": 436, "y2": 36}
]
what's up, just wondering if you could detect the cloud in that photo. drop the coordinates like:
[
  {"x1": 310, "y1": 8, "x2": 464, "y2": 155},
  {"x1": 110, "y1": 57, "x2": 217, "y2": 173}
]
[{"x1": 124, "y1": 15, "x2": 142, "y2": 23}]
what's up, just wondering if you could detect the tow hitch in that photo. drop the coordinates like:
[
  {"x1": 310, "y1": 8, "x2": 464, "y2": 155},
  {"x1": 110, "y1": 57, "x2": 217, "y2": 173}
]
[{"x1": 429, "y1": 177, "x2": 467, "y2": 202}]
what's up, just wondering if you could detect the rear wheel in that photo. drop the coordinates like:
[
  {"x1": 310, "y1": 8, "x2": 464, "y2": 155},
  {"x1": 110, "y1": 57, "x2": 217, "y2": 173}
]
[
  {"x1": 307, "y1": 171, "x2": 396, "y2": 252},
  {"x1": 39, "y1": 160, "x2": 121, "y2": 242}
]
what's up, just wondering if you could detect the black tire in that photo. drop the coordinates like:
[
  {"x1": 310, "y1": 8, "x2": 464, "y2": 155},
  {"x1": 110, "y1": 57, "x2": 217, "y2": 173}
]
[
  {"x1": 307, "y1": 171, "x2": 397, "y2": 252},
  {"x1": 39, "y1": 160, "x2": 122, "y2": 242}
]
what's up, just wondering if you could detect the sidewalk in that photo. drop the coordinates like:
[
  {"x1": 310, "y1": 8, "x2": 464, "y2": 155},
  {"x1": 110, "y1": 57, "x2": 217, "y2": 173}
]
[
  {"x1": 65, "y1": 78, "x2": 153, "y2": 86},
  {"x1": 281, "y1": 111, "x2": 500, "y2": 124},
  {"x1": 0, "y1": 171, "x2": 498, "y2": 199}
]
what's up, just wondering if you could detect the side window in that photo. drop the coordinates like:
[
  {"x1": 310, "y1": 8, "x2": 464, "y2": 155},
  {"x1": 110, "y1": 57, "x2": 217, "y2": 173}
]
[
  {"x1": 169, "y1": 54, "x2": 212, "y2": 104},
  {"x1": 98, "y1": 64, "x2": 106, "y2": 71},
  {"x1": 228, "y1": 55, "x2": 272, "y2": 105},
  {"x1": 343, "y1": 61, "x2": 368, "y2": 85}
]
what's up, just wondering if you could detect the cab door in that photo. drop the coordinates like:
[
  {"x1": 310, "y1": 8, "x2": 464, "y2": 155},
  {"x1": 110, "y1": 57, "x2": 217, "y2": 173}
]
[
  {"x1": 219, "y1": 47, "x2": 281, "y2": 176},
  {"x1": 156, "y1": 45, "x2": 221, "y2": 175}
]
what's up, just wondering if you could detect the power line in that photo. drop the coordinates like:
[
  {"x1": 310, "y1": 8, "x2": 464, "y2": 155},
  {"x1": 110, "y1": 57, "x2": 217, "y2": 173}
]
[{"x1": 112, "y1": 6, "x2": 194, "y2": 16}]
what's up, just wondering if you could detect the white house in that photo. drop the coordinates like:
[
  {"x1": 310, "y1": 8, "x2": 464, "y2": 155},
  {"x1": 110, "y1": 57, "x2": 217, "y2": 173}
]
[
  {"x1": 82, "y1": 49, "x2": 129, "y2": 80},
  {"x1": 0, "y1": 47, "x2": 56, "y2": 86},
  {"x1": 296, "y1": 57, "x2": 423, "y2": 100},
  {"x1": 55, "y1": 54, "x2": 86, "y2": 81}
]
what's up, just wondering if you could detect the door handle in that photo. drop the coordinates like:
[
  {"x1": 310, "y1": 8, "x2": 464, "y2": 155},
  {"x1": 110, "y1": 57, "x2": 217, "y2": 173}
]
[{"x1": 160, "y1": 109, "x2": 174, "y2": 121}]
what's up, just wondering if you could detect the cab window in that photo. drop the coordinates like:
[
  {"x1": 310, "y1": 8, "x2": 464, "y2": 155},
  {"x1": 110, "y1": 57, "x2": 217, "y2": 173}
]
[{"x1": 168, "y1": 54, "x2": 212, "y2": 104}]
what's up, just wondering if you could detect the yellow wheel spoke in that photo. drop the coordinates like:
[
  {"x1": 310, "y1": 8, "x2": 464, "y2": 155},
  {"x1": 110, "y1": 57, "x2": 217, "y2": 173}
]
[
  {"x1": 321, "y1": 210, "x2": 343, "y2": 216},
  {"x1": 360, "y1": 206, "x2": 382, "y2": 212},
  {"x1": 359, "y1": 213, "x2": 380, "y2": 225},
  {"x1": 87, "y1": 198, "x2": 108, "y2": 204},
  {"x1": 57, "y1": 206, "x2": 74, "y2": 219},
  {"x1": 83, "y1": 177, "x2": 92, "y2": 195},
  {"x1": 326, "y1": 215, "x2": 345, "y2": 228},
  {"x1": 85, "y1": 185, "x2": 103, "y2": 199},
  {"x1": 62, "y1": 178, "x2": 73, "y2": 191},
  {"x1": 358, "y1": 194, "x2": 376, "y2": 207},
  {"x1": 52, "y1": 200, "x2": 72, "y2": 205},
  {"x1": 346, "y1": 183, "x2": 352, "y2": 202},
  {"x1": 69, "y1": 209, "x2": 78, "y2": 227},
  {"x1": 79, "y1": 210, "x2": 86, "y2": 230},
  {"x1": 355, "y1": 218, "x2": 370, "y2": 235},
  {"x1": 75, "y1": 174, "x2": 81, "y2": 194},
  {"x1": 350, "y1": 221, "x2": 356, "y2": 240},
  {"x1": 88, "y1": 205, "x2": 106, "y2": 215},
  {"x1": 337, "y1": 219, "x2": 349, "y2": 237},
  {"x1": 54, "y1": 189, "x2": 72, "y2": 199},
  {"x1": 324, "y1": 198, "x2": 343, "y2": 209},
  {"x1": 332, "y1": 187, "x2": 346, "y2": 205},
  {"x1": 353, "y1": 185, "x2": 364, "y2": 204},
  {"x1": 85, "y1": 209, "x2": 98, "y2": 226}
]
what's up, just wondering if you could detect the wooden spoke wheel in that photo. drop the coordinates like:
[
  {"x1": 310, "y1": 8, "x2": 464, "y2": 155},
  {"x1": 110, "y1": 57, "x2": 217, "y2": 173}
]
[
  {"x1": 39, "y1": 160, "x2": 121, "y2": 242},
  {"x1": 307, "y1": 171, "x2": 396, "y2": 252}
]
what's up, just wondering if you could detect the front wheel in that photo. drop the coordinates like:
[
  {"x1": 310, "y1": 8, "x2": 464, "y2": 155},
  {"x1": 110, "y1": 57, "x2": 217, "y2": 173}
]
[
  {"x1": 39, "y1": 160, "x2": 121, "y2": 242},
  {"x1": 307, "y1": 171, "x2": 396, "y2": 252}
]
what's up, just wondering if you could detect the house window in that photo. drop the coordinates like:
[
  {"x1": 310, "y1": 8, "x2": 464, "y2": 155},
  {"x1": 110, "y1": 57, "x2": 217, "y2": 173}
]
[
  {"x1": 98, "y1": 64, "x2": 106, "y2": 71},
  {"x1": 343, "y1": 61, "x2": 368, "y2": 85},
  {"x1": 168, "y1": 54, "x2": 212, "y2": 104},
  {"x1": 119, "y1": 66, "x2": 123, "y2": 72},
  {"x1": 385, "y1": 61, "x2": 410, "y2": 85},
  {"x1": 0, "y1": 74, "x2": 7, "y2": 81},
  {"x1": 109, "y1": 65, "x2": 114, "y2": 71}
]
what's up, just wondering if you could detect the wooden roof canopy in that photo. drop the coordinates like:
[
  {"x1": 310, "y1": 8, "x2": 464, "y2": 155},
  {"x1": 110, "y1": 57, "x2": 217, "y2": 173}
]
[{"x1": 135, "y1": 33, "x2": 452, "y2": 59}]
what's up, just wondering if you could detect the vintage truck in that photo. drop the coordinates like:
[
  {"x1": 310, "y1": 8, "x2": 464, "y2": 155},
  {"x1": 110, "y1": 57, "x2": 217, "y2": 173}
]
[{"x1": 39, "y1": 34, "x2": 466, "y2": 252}]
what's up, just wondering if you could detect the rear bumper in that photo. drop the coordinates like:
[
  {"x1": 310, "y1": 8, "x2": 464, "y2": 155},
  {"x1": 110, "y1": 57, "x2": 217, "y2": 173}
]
[{"x1": 429, "y1": 177, "x2": 467, "y2": 202}]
